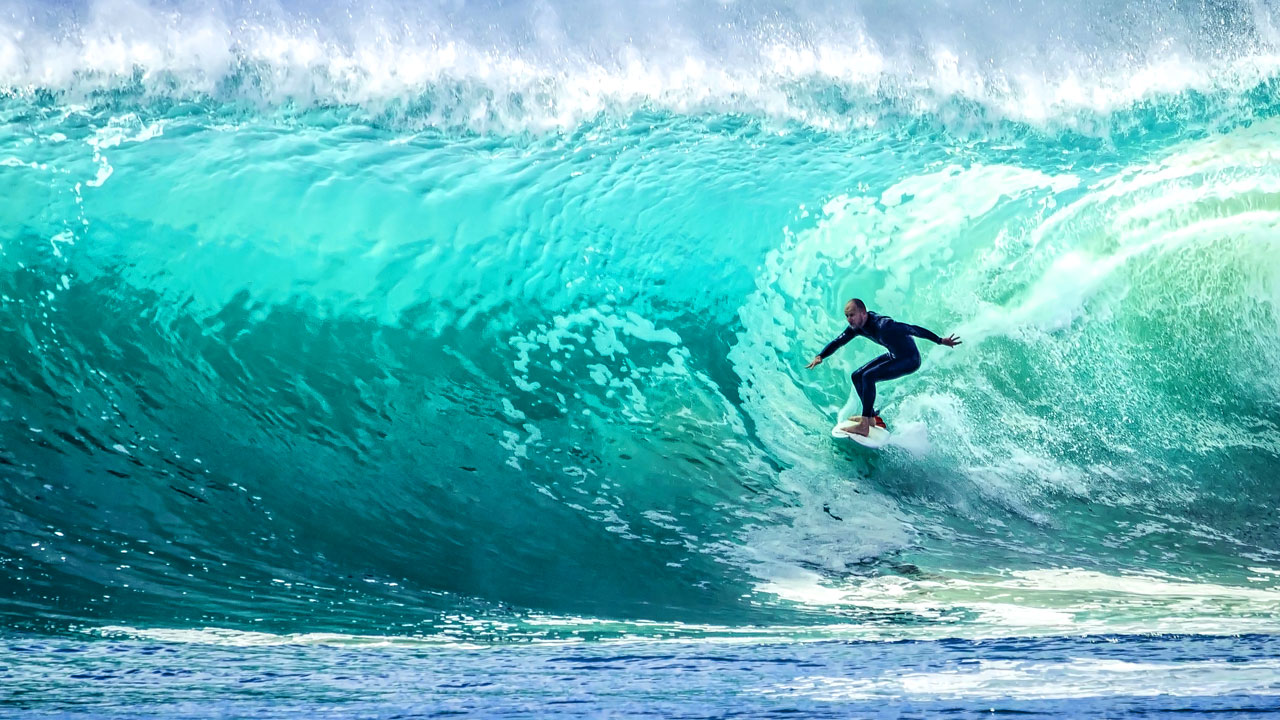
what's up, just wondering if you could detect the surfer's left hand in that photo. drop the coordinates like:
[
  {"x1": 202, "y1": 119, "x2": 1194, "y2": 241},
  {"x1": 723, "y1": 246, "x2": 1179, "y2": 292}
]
[{"x1": 939, "y1": 334, "x2": 962, "y2": 347}]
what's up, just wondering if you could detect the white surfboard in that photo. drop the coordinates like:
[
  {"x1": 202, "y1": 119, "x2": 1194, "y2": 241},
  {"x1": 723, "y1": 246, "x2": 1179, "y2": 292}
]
[{"x1": 831, "y1": 418, "x2": 892, "y2": 449}]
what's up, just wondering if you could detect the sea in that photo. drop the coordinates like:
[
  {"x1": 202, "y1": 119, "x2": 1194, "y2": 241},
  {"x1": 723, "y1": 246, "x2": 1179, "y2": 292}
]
[{"x1": 3, "y1": 0, "x2": 1280, "y2": 716}]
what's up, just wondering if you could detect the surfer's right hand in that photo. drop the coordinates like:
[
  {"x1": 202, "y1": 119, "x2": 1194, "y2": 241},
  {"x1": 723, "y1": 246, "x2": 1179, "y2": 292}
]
[{"x1": 806, "y1": 355, "x2": 823, "y2": 369}]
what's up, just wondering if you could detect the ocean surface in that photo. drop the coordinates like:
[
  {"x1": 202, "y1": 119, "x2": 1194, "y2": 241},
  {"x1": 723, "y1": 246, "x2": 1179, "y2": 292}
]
[{"x1": 3, "y1": 0, "x2": 1280, "y2": 716}]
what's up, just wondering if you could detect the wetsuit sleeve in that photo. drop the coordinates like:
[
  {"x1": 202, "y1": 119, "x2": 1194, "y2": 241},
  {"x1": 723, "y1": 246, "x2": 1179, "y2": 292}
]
[
  {"x1": 903, "y1": 323, "x2": 943, "y2": 344},
  {"x1": 818, "y1": 327, "x2": 857, "y2": 359}
]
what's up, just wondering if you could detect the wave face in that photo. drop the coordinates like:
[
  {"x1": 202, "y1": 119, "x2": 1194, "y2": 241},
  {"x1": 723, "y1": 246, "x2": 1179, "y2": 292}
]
[{"x1": 3, "y1": 0, "x2": 1280, "y2": 641}]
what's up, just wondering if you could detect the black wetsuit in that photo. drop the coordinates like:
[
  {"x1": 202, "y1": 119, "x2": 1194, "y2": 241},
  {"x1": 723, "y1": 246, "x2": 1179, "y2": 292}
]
[{"x1": 818, "y1": 311, "x2": 943, "y2": 418}]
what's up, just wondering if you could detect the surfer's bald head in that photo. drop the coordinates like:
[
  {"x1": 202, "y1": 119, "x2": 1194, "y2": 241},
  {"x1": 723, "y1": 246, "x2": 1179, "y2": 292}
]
[{"x1": 844, "y1": 298, "x2": 868, "y2": 328}]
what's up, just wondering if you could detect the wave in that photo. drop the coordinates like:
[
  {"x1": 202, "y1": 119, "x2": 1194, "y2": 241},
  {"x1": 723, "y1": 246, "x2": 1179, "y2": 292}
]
[{"x1": 3, "y1": 0, "x2": 1280, "y2": 641}]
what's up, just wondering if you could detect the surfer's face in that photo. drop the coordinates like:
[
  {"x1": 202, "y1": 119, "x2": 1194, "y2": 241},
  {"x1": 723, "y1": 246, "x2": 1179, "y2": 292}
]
[{"x1": 845, "y1": 307, "x2": 867, "y2": 328}]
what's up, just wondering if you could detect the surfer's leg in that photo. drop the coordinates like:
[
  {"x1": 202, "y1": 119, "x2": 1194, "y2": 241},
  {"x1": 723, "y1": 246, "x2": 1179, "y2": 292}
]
[
  {"x1": 851, "y1": 354, "x2": 894, "y2": 417},
  {"x1": 858, "y1": 353, "x2": 921, "y2": 417}
]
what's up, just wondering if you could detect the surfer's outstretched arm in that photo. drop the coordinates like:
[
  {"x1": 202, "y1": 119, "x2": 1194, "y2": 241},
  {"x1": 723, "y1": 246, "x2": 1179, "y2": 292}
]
[
  {"x1": 903, "y1": 323, "x2": 942, "y2": 343},
  {"x1": 905, "y1": 323, "x2": 962, "y2": 348},
  {"x1": 806, "y1": 327, "x2": 857, "y2": 368}
]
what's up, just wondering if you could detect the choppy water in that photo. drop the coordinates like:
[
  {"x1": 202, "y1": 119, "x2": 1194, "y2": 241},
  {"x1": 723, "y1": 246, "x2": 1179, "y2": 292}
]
[
  {"x1": 3, "y1": 0, "x2": 1280, "y2": 714},
  {"x1": 5, "y1": 632, "x2": 1280, "y2": 718}
]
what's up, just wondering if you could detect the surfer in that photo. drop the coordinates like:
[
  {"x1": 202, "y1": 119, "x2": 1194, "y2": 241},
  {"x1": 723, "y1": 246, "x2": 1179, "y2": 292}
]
[{"x1": 806, "y1": 299, "x2": 961, "y2": 436}]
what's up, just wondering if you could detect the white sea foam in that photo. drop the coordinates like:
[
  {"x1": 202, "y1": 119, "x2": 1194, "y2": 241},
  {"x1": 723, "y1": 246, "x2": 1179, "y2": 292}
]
[
  {"x1": 93, "y1": 566, "x2": 1280, "y2": 645},
  {"x1": 760, "y1": 656, "x2": 1280, "y2": 701},
  {"x1": 757, "y1": 567, "x2": 1280, "y2": 638},
  {"x1": 4, "y1": 0, "x2": 1280, "y2": 132}
]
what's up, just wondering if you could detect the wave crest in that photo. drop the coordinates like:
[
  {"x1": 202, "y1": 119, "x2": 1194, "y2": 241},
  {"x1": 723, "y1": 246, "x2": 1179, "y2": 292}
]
[{"x1": 5, "y1": 0, "x2": 1280, "y2": 133}]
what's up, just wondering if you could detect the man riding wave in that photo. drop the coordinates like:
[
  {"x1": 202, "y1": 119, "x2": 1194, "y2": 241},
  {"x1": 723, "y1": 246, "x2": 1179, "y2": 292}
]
[{"x1": 806, "y1": 299, "x2": 961, "y2": 436}]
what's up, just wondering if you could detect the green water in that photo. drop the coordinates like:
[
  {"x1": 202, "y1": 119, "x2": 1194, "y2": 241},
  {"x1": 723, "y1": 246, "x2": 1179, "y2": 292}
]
[{"x1": 2, "y1": 0, "x2": 1280, "y2": 645}]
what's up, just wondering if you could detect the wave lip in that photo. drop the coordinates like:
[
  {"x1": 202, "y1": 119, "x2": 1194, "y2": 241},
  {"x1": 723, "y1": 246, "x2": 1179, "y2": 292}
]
[{"x1": 5, "y1": 0, "x2": 1280, "y2": 132}]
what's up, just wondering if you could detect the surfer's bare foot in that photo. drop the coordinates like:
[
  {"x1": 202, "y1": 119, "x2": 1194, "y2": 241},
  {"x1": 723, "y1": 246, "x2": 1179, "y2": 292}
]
[{"x1": 849, "y1": 417, "x2": 871, "y2": 437}]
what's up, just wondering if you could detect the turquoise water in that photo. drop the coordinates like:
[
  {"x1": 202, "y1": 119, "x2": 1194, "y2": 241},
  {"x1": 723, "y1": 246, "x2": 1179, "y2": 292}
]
[{"x1": 4, "y1": 0, "x2": 1280, "y2": 713}]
